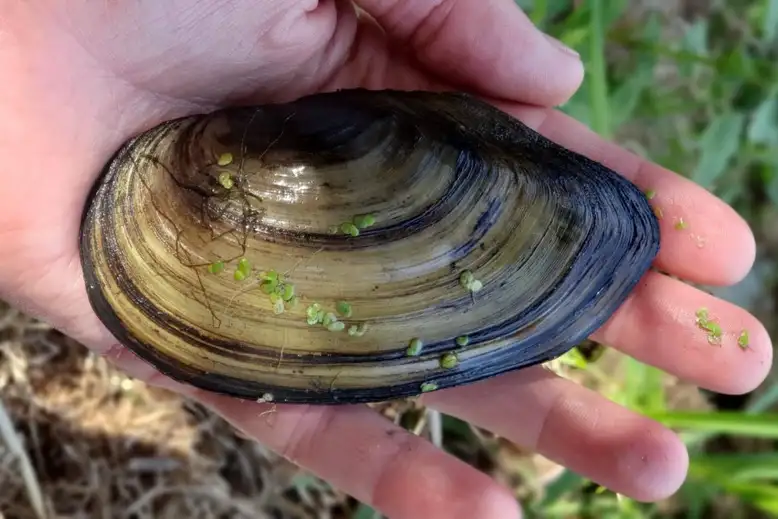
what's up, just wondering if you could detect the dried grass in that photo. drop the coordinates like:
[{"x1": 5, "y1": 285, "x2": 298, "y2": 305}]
[
  {"x1": 0, "y1": 296, "x2": 710, "y2": 519},
  {"x1": 0, "y1": 300, "x2": 356, "y2": 519}
]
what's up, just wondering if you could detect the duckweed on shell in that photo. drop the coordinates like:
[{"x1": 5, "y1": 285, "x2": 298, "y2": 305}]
[
  {"x1": 695, "y1": 307, "x2": 723, "y2": 345},
  {"x1": 348, "y1": 323, "x2": 368, "y2": 337},
  {"x1": 420, "y1": 382, "x2": 439, "y2": 393},
  {"x1": 218, "y1": 171, "x2": 233, "y2": 189},
  {"x1": 208, "y1": 261, "x2": 225, "y2": 274},
  {"x1": 440, "y1": 352, "x2": 459, "y2": 369},
  {"x1": 79, "y1": 88, "x2": 660, "y2": 404},
  {"x1": 353, "y1": 213, "x2": 376, "y2": 229},
  {"x1": 406, "y1": 338, "x2": 424, "y2": 357},
  {"x1": 327, "y1": 321, "x2": 346, "y2": 332},
  {"x1": 738, "y1": 329, "x2": 750, "y2": 349},
  {"x1": 336, "y1": 301, "x2": 352, "y2": 318},
  {"x1": 217, "y1": 152, "x2": 234, "y2": 166},
  {"x1": 340, "y1": 222, "x2": 359, "y2": 236}
]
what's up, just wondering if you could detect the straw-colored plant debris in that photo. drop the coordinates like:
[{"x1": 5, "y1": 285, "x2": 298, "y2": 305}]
[{"x1": 0, "y1": 300, "x2": 360, "y2": 519}]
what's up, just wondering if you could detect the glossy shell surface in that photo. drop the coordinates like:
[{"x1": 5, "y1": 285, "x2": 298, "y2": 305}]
[{"x1": 79, "y1": 89, "x2": 660, "y2": 404}]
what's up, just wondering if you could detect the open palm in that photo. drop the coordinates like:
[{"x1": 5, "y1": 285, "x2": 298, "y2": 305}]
[{"x1": 0, "y1": 1, "x2": 772, "y2": 518}]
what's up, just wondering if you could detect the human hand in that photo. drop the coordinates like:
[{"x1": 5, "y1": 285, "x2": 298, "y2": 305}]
[{"x1": 0, "y1": 1, "x2": 772, "y2": 518}]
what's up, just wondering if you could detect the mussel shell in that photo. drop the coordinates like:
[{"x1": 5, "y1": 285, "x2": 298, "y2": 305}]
[{"x1": 79, "y1": 89, "x2": 660, "y2": 404}]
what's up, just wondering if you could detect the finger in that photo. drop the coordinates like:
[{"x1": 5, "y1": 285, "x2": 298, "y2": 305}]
[
  {"x1": 355, "y1": 0, "x2": 583, "y2": 107},
  {"x1": 187, "y1": 391, "x2": 521, "y2": 519},
  {"x1": 498, "y1": 105, "x2": 756, "y2": 286},
  {"x1": 591, "y1": 270, "x2": 773, "y2": 395},
  {"x1": 423, "y1": 367, "x2": 689, "y2": 503}
]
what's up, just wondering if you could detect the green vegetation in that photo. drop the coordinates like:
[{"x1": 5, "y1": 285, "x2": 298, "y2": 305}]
[
  {"x1": 347, "y1": 1, "x2": 778, "y2": 517},
  {"x1": 517, "y1": 1, "x2": 778, "y2": 517}
]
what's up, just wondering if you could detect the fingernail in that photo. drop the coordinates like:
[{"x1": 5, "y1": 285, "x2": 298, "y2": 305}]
[{"x1": 543, "y1": 33, "x2": 580, "y2": 58}]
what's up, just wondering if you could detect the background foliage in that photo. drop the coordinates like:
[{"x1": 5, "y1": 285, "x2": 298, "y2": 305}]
[
  {"x1": 507, "y1": 1, "x2": 778, "y2": 517},
  {"x1": 1, "y1": 1, "x2": 777, "y2": 518}
]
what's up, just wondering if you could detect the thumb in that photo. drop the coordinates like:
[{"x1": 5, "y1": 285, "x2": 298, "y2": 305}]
[{"x1": 355, "y1": 0, "x2": 584, "y2": 107}]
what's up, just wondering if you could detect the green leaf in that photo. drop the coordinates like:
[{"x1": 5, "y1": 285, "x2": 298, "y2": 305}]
[
  {"x1": 352, "y1": 503, "x2": 382, "y2": 519},
  {"x1": 678, "y1": 479, "x2": 718, "y2": 519},
  {"x1": 621, "y1": 358, "x2": 665, "y2": 414},
  {"x1": 683, "y1": 19, "x2": 709, "y2": 55},
  {"x1": 748, "y1": 381, "x2": 778, "y2": 413},
  {"x1": 558, "y1": 26, "x2": 590, "y2": 51},
  {"x1": 767, "y1": 168, "x2": 778, "y2": 207},
  {"x1": 765, "y1": 0, "x2": 778, "y2": 42},
  {"x1": 719, "y1": 482, "x2": 778, "y2": 515},
  {"x1": 647, "y1": 411, "x2": 778, "y2": 438},
  {"x1": 679, "y1": 19, "x2": 709, "y2": 77},
  {"x1": 602, "y1": 0, "x2": 629, "y2": 26},
  {"x1": 587, "y1": 0, "x2": 610, "y2": 138},
  {"x1": 527, "y1": 0, "x2": 548, "y2": 26},
  {"x1": 558, "y1": 348, "x2": 589, "y2": 369},
  {"x1": 609, "y1": 58, "x2": 655, "y2": 129},
  {"x1": 748, "y1": 96, "x2": 778, "y2": 146},
  {"x1": 533, "y1": 469, "x2": 586, "y2": 508},
  {"x1": 691, "y1": 112, "x2": 746, "y2": 189},
  {"x1": 719, "y1": 47, "x2": 756, "y2": 79},
  {"x1": 690, "y1": 452, "x2": 778, "y2": 482},
  {"x1": 441, "y1": 414, "x2": 472, "y2": 437}
]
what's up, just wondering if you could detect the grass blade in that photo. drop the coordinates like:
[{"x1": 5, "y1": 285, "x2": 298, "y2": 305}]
[
  {"x1": 0, "y1": 399, "x2": 47, "y2": 519},
  {"x1": 588, "y1": 0, "x2": 610, "y2": 138},
  {"x1": 691, "y1": 112, "x2": 746, "y2": 189},
  {"x1": 647, "y1": 411, "x2": 778, "y2": 438}
]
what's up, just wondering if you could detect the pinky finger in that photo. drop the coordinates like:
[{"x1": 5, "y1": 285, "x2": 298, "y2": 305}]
[{"x1": 97, "y1": 345, "x2": 522, "y2": 518}]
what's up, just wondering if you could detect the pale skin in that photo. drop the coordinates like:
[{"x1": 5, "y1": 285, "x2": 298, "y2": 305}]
[{"x1": 0, "y1": 1, "x2": 773, "y2": 518}]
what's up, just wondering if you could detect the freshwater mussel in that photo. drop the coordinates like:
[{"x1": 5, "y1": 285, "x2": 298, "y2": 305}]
[{"x1": 79, "y1": 89, "x2": 660, "y2": 404}]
